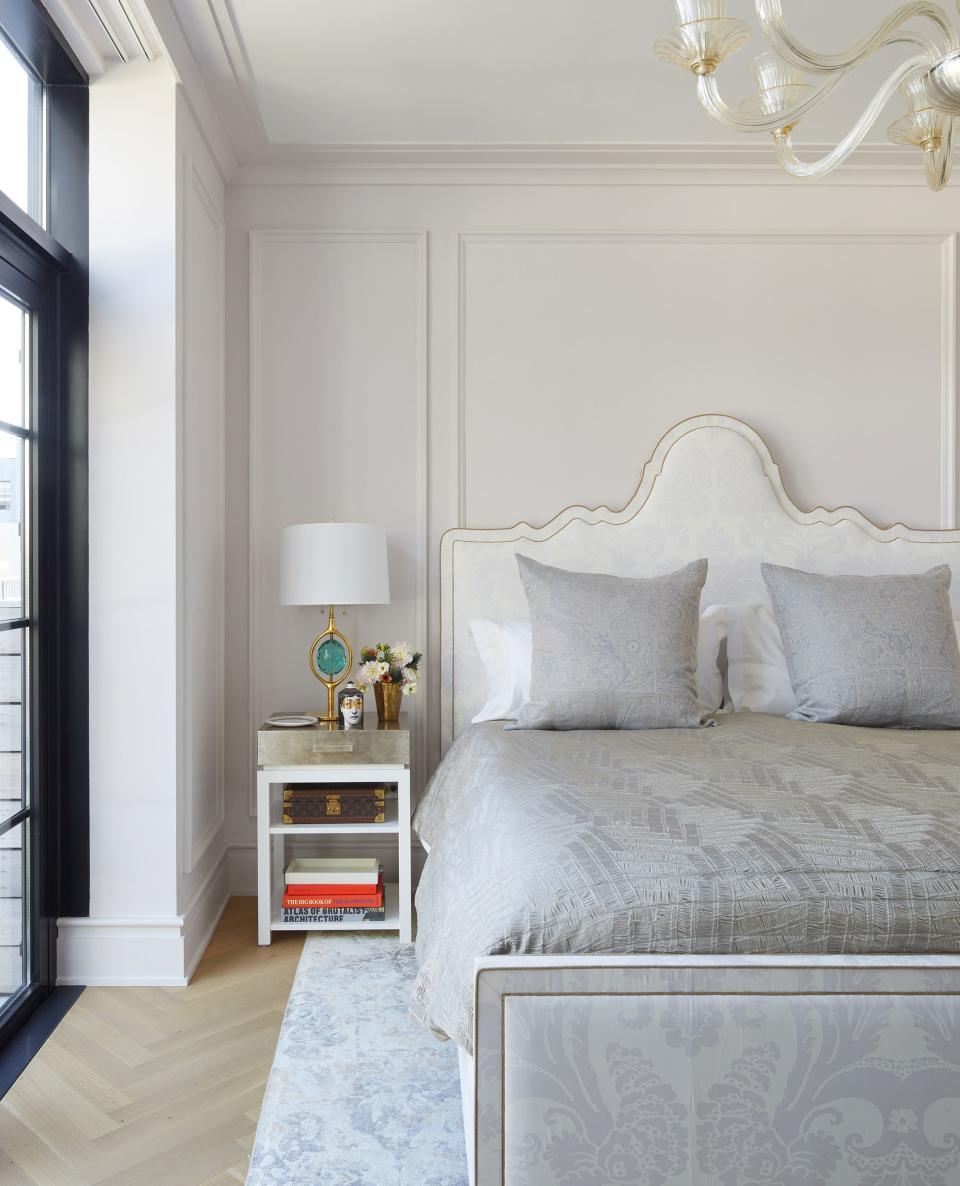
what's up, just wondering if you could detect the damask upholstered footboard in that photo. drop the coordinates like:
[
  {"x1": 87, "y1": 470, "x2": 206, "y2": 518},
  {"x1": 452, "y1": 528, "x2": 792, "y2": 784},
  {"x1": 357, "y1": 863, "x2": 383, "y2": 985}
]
[{"x1": 468, "y1": 955, "x2": 960, "y2": 1186}]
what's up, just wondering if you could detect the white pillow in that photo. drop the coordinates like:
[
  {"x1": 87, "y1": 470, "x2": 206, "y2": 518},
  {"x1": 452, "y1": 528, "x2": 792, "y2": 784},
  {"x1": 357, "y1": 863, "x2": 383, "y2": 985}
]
[
  {"x1": 724, "y1": 603, "x2": 797, "y2": 715},
  {"x1": 470, "y1": 605, "x2": 726, "y2": 724},
  {"x1": 725, "y1": 603, "x2": 960, "y2": 715},
  {"x1": 469, "y1": 619, "x2": 532, "y2": 723}
]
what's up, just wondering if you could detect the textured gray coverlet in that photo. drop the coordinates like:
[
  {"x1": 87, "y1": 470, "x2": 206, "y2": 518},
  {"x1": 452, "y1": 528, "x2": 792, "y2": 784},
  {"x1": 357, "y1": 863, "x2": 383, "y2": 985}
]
[{"x1": 411, "y1": 714, "x2": 960, "y2": 1051}]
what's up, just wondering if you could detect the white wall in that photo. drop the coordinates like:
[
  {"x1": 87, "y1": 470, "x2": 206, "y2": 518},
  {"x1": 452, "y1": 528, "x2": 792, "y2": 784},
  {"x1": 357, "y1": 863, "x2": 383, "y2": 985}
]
[
  {"x1": 59, "y1": 62, "x2": 228, "y2": 985},
  {"x1": 224, "y1": 169, "x2": 960, "y2": 890}
]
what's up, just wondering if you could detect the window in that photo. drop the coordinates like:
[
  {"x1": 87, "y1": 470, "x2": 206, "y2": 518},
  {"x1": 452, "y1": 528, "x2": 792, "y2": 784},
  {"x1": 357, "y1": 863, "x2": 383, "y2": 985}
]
[
  {"x1": 0, "y1": 1, "x2": 87, "y2": 1051},
  {"x1": 0, "y1": 31, "x2": 43, "y2": 225}
]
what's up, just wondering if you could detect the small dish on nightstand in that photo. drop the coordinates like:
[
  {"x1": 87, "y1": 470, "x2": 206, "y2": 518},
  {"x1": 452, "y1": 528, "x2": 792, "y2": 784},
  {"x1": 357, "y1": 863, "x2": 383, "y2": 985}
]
[{"x1": 268, "y1": 714, "x2": 319, "y2": 728}]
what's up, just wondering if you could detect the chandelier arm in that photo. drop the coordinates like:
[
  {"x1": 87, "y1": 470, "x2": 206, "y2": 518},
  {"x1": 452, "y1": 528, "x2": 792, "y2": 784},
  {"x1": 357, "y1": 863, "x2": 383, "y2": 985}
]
[
  {"x1": 769, "y1": 57, "x2": 934, "y2": 178},
  {"x1": 924, "y1": 116, "x2": 954, "y2": 189},
  {"x1": 756, "y1": 1, "x2": 955, "y2": 75},
  {"x1": 697, "y1": 69, "x2": 848, "y2": 134}
]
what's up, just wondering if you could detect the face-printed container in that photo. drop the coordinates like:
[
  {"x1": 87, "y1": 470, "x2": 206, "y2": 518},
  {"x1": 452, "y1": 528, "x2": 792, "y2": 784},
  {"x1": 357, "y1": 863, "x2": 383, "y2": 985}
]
[{"x1": 337, "y1": 681, "x2": 365, "y2": 730}]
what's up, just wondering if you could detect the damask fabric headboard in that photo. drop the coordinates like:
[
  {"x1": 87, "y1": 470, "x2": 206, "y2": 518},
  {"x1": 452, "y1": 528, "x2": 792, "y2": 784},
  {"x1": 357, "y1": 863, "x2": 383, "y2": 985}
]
[{"x1": 440, "y1": 414, "x2": 960, "y2": 751}]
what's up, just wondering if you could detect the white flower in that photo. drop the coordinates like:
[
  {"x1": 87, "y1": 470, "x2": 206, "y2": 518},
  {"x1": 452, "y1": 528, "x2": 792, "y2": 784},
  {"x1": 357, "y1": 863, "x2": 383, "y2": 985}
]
[
  {"x1": 356, "y1": 659, "x2": 388, "y2": 690},
  {"x1": 403, "y1": 681, "x2": 417, "y2": 695},
  {"x1": 391, "y1": 642, "x2": 412, "y2": 668}
]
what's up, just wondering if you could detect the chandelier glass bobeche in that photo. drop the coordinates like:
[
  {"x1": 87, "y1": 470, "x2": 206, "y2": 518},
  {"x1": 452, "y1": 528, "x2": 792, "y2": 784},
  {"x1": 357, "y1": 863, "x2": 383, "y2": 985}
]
[{"x1": 655, "y1": 1, "x2": 960, "y2": 190}]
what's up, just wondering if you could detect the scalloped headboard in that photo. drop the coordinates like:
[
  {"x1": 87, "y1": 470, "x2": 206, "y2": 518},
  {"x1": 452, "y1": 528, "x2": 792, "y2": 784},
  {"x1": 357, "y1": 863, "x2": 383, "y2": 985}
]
[{"x1": 440, "y1": 414, "x2": 960, "y2": 750}]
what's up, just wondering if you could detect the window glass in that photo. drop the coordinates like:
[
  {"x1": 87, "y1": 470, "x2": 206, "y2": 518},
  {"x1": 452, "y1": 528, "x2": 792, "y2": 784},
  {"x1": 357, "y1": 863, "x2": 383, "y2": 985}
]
[
  {"x1": 0, "y1": 627, "x2": 24, "y2": 825},
  {"x1": 0, "y1": 432, "x2": 23, "y2": 626},
  {"x1": 0, "y1": 34, "x2": 42, "y2": 223},
  {"x1": 0, "y1": 295, "x2": 26, "y2": 427},
  {"x1": 0, "y1": 820, "x2": 25, "y2": 1003}
]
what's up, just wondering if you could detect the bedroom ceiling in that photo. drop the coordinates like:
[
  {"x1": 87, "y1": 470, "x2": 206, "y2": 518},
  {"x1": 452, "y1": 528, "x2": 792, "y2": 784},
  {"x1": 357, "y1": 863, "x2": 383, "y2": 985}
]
[{"x1": 162, "y1": 0, "x2": 936, "y2": 165}]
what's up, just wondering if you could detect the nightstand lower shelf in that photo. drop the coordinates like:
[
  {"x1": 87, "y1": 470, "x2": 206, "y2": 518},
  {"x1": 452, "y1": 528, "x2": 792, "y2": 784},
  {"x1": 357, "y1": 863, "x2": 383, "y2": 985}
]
[{"x1": 270, "y1": 883, "x2": 400, "y2": 932}]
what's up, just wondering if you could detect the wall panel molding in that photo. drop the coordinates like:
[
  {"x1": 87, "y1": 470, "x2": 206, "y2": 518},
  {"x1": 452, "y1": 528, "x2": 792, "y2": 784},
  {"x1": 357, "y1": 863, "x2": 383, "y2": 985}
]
[
  {"x1": 248, "y1": 230, "x2": 429, "y2": 815},
  {"x1": 458, "y1": 230, "x2": 959, "y2": 531},
  {"x1": 179, "y1": 153, "x2": 226, "y2": 875},
  {"x1": 941, "y1": 233, "x2": 959, "y2": 530}
]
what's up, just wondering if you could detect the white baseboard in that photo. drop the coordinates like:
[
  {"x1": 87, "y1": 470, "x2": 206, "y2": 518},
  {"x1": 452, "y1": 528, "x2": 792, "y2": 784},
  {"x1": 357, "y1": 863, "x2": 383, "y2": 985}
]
[
  {"x1": 57, "y1": 917, "x2": 191, "y2": 986},
  {"x1": 58, "y1": 849, "x2": 230, "y2": 986},
  {"x1": 227, "y1": 841, "x2": 258, "y2": 896},
  {"x1": 184, "y1": 850, "x2": 231, "y2": 980}
]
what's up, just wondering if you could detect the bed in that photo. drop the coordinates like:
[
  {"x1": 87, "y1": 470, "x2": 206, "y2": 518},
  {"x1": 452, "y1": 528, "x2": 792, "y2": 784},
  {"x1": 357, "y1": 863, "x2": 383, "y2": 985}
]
[{"x1": 419, "y1": 415, "x2": 960, "y2": 1186}]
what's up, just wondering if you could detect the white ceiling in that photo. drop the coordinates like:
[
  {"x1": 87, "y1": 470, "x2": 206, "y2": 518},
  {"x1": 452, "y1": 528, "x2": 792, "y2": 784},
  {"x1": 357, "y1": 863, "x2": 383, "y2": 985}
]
[{"x1": 160, "y1": 0, "x2": 948, "y2": 165}]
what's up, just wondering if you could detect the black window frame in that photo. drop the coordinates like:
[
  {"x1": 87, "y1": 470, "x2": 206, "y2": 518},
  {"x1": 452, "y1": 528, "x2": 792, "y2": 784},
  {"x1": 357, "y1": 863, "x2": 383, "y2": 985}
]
[{"x1": 0, "y1": 0, "x2": 88, "y2": 1050}]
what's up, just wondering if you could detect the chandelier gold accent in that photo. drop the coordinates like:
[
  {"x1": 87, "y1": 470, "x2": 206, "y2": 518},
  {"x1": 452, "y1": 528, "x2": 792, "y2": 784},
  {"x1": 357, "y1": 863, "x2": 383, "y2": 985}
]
[{"x1": 655, "y1": 1, "x2": 960, "y2": 190}]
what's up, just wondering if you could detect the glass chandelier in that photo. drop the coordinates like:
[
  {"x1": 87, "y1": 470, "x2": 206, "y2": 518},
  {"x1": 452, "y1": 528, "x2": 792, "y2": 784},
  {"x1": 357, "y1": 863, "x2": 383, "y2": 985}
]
[{"x1": 654, "y1": 1, "x2": 960, "y2": 190}]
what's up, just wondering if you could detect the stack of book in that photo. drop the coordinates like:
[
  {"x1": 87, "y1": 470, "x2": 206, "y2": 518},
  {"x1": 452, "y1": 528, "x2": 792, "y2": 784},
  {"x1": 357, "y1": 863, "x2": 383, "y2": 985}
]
[
  {"x1": 282, "y1": 784, "x2": 387, "y2": 825},
  {"x1": 282, "y1": 857, "x2": 386, "y2": 924}
]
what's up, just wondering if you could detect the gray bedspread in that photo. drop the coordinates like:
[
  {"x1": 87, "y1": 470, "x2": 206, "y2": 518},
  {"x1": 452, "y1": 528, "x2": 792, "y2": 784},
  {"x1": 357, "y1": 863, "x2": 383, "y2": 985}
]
[{"x1": 411, "y1": 714, "x2": 960, "y2": 1050}]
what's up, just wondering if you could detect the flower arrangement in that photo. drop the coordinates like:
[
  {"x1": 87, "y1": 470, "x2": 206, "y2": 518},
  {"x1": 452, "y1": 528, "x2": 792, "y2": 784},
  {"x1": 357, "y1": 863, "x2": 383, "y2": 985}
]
[{"x1": 355, "y1": 642, "x2": 422, "y2": 696}]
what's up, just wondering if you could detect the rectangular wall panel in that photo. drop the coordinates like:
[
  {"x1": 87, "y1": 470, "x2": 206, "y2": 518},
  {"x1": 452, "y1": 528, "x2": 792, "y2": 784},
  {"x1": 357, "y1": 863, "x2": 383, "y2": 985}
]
[
  {"x1": 461, "y1": 233, "x2": 951, "y2": 532},
  {"x1": 181, "y1": 158, "x2": 226, "y2": 876},
  {"x1": 249, "y1": 231, "x2": 427, "y2": 809}
]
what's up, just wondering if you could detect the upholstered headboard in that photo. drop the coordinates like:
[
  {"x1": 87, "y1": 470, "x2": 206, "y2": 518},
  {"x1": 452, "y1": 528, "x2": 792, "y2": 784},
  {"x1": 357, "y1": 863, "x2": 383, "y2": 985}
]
[{"x1": 440, "y1": 414, "x2": 960, "y2": 751}]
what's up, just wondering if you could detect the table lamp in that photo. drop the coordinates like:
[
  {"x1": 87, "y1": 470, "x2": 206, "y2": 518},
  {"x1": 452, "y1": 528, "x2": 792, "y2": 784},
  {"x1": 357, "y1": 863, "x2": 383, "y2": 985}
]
[{"x1": 279, "y1": 522, "x2": 390, "y2": 723}]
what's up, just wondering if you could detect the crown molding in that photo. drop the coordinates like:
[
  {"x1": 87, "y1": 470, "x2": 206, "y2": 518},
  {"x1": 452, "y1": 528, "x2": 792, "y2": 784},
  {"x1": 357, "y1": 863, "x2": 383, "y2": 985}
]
[
  {"x1": 229, "y1": 140, "x2": 933, "y2": 188},
  {"x1": 235, "y1": 139, "x2": 917, "y2": 169},
  {"x1": 38, "y1": 0, "x2": 160, "y2": 74}
]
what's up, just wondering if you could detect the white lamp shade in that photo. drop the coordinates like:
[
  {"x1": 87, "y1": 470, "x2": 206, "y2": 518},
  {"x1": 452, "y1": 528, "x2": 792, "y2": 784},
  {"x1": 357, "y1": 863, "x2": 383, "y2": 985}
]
[{"x1": 279, "y1": 523, "x2": 390, "y2": 606}]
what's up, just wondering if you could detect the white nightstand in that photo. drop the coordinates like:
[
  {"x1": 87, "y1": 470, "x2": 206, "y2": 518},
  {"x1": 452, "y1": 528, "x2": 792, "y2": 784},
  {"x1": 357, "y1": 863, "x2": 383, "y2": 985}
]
[{"x1": 256, "y1": 715, "x2": 412, "y2": 944}]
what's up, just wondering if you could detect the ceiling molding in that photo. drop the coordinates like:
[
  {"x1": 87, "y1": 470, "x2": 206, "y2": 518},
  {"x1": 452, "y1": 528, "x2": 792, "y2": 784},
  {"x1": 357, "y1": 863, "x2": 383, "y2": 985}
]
[
  {"x1": 231, "y1": 138, "x2": 923, "y2": 170},
  {"x1": 202, "y1": 0, "x2": 265, "y2": 134},
  {"x1": 39, "y1": 0, "x2": 161, "y2": 73},
  {"x1": 231, "y1": 163, "x2": 931, "y2": 191},
  {"x1": 161, "y1": 0, "x2": 268, "y2": 164}
]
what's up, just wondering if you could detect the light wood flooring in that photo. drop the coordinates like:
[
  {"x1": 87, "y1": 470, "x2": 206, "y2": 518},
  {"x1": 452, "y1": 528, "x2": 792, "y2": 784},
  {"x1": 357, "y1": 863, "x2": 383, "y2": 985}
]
[{"x1": 0, "y1": 897, "x2": 304, "y2": 1186}]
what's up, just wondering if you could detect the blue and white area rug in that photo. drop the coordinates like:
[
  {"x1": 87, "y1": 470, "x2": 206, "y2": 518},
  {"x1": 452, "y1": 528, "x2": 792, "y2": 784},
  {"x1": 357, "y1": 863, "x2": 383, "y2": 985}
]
[{"x1": 246, "y1": 935, "x2": 467, "y2": 1186}]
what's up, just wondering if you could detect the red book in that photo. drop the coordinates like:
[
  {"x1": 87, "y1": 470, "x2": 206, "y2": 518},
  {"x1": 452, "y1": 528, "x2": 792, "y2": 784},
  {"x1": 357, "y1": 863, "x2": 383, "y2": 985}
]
[
  {"x1": 284, "y1": 880, "x2": 381, "y2": 896},
  {"x1": 281, "y1": 886, "x2": 384, "y2": 909}
]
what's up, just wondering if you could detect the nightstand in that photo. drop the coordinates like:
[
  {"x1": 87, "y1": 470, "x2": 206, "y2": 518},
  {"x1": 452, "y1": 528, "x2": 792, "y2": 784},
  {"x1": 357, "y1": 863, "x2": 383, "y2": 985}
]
[{"x1": 256, "y1": 715, "x2": 412, "y2": 945}]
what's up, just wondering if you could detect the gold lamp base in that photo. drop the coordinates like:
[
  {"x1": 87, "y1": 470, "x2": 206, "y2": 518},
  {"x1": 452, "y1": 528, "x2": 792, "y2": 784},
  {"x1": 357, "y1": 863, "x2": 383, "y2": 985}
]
[{"x1": 308, "y1": 605, "x2": 353, "y2": 724}]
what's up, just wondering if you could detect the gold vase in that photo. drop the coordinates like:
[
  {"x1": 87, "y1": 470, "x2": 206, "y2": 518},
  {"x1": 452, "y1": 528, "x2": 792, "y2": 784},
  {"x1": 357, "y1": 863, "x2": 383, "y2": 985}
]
[{"x1": 374, "y1": 682, "x2": 403, "y2": 723}]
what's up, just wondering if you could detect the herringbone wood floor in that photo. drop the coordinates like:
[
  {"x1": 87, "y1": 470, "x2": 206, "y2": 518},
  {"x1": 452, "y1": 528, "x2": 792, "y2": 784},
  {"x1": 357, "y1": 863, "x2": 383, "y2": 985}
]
[{"x1": 0, "y1": 897, "x2": 304, "y2": 1186}]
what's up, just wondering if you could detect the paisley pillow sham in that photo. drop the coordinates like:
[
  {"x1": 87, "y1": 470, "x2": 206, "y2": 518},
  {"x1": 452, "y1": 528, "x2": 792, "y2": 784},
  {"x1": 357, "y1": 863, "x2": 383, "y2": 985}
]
[
  {"x1": 513, "y1": 555, "x2": 708, "y2": 730},
  {"x1": 762, "y1": 562, "x2": 960, "y2": 728}
]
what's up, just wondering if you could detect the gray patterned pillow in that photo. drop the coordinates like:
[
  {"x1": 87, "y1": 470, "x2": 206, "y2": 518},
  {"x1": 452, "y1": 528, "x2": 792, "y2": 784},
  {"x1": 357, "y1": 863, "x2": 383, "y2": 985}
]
[
  {"x1": 762, "y1": 562, "x2": 960, "y2": 728},
  {"x1": 513, "y1": 555, "x2": 708, "y2": 730}
]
